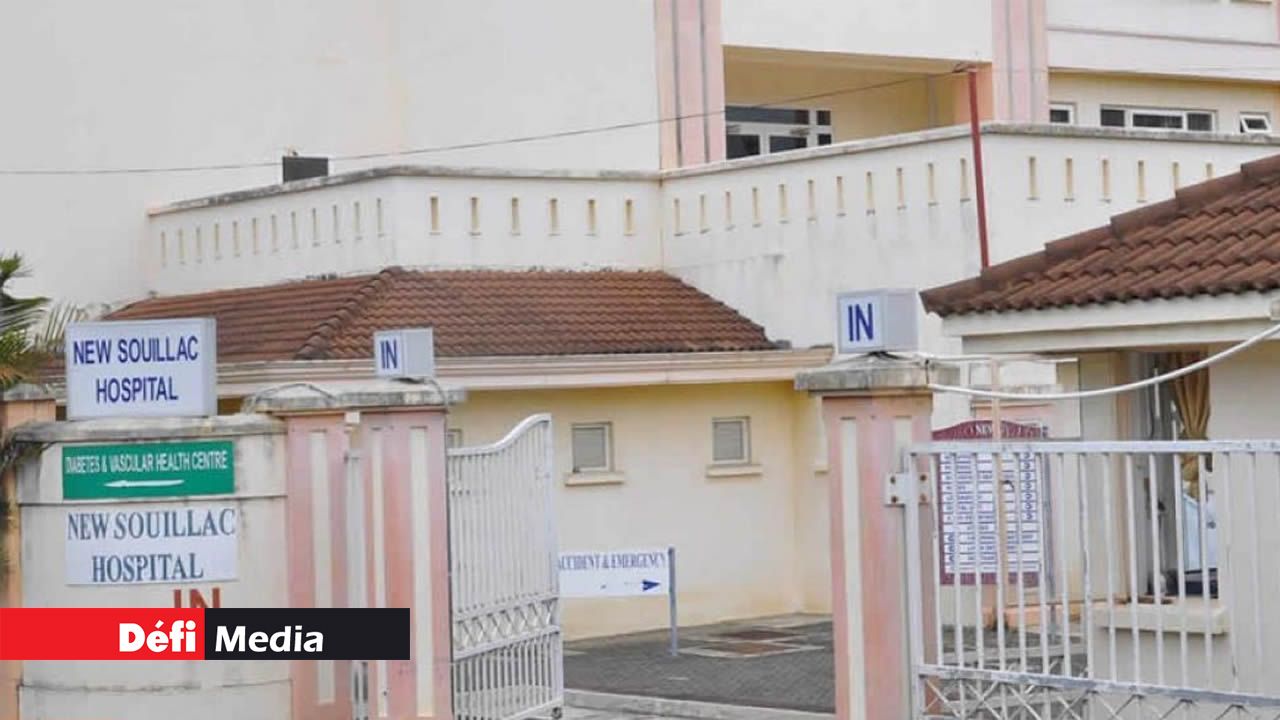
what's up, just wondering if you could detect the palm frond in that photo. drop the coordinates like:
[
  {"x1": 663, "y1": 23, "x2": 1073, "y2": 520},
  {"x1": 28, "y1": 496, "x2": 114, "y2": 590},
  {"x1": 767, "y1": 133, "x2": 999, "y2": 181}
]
[
  {"x1": 32, "y1": 302, "x2": 85, "y2": 354},
  {"x1": 0, "y1": 254, "x2": 45, "y2": 312},
  {"x1": 0, "y1": 255, "x2": 64, "y2": 391},
  {"x1": 0, "y1": 253, "x2": 32, "y2": 288},
  {"x1": 0, "y1": 329, "x2": 38, "y2": 381},
  {"x1": 0, "y1": 305, "x2": 42, "y2": 336}
]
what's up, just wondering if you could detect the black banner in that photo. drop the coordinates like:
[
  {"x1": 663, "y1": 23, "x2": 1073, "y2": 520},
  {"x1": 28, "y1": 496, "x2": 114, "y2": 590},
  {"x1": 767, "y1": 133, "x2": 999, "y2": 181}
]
[{"x1": 203, "y1": 608, "x2": 410, "y2": 660}]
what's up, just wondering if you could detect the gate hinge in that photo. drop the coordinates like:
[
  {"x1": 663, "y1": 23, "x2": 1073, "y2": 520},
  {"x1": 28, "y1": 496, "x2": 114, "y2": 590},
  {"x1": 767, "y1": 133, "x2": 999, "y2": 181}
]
[{"x1": 885, "y1": 472, "x2": 931, "y2": 507}]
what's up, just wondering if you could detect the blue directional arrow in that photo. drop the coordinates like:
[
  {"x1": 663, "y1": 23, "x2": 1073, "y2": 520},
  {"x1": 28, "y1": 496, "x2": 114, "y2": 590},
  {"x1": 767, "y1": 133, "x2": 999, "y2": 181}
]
[{"x1": 642, "y1": 579, "x2": 661, "y2": 592}]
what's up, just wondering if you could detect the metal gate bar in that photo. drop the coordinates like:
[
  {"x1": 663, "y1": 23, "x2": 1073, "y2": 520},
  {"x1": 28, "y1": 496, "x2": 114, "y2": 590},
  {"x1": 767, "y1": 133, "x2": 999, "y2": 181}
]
[
  {"x1": 448, "y1": 414, "x2": 562, "y2": 720},
  {"x1": 904, "y1": 440, "x2": 1280, "y2": 719}
]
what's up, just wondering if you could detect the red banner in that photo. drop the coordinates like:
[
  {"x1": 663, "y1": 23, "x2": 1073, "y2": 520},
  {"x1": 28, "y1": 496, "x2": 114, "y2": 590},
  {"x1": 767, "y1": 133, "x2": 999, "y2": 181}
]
[
  {"x1": 0, "y1": 608, "x2": 204, "y2": 660},
  {"x1": 0, "y1": 607, "x2": 410, "y2": 660}
]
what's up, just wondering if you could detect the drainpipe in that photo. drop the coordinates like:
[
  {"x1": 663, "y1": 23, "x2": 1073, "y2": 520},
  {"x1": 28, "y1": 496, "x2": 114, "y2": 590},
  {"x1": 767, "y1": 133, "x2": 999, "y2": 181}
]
[{"x1": 967, "y1": 68, "x2": 992, "y2": 269}]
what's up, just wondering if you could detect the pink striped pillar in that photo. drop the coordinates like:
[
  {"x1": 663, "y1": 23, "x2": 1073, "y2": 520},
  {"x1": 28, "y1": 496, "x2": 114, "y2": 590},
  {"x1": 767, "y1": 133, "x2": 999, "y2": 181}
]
[
  {"x1": 654, "y1": 0, "x2": 726, "y2": 168},
  {"x1": 990, "y1": 0, "x2": 1049, "y2": 123},
  {"x1": 796, "y1": 357, "x2": 956, "y2": 720},
  {"x1": 249, "y1": 383, "x2": 462, "y2": 720}
]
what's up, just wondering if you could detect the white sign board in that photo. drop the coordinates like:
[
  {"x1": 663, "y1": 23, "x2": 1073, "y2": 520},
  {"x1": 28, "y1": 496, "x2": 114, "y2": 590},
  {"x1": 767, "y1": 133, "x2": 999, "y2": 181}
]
[
  {"x1": 559, "y1": 548, "x2": 670, "y2": 598},
  {"x1": 65, "y1": 319, "x2": 217, "y2": 419},
  {"x1": 938, "y1": 453, "x2": 1044, "y2": 580},
  {"x1": 836, "y1": 290, "x2": 919, "y2": 354},
  {"x1": 65, "y1": 503, "x2": 238, "y2": 585},
  {"x1": 374, "y1": 328, "x2": 436, "y2": 379}
]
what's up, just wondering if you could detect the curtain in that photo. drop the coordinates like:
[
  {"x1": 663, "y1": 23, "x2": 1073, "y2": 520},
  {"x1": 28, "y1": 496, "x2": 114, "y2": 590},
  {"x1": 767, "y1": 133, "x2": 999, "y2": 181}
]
[{"x1": 1167, "y1": 351, "x2": 1210, "y2": 498}]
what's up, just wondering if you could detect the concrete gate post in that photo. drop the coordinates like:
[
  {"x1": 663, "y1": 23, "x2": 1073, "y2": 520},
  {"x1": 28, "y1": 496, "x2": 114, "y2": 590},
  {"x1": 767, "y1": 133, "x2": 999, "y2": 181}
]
[
  {"x1": 796, "y1": 357, "x2": 957, "y2": 720},
  {"x1": 248, "y1": 381, "x2": 465, "y2": 720},
  {"x1": 8, "y1": 412, "x2": 290, "y2": 719},
  {"x1": 1, "y1": 384, "x2": 56, "y2": 720}
]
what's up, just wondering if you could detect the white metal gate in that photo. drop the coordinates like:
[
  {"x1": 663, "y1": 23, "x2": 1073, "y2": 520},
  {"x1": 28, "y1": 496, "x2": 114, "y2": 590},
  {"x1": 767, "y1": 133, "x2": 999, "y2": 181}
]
[
  {"x1": 901, "y1": 440, "x2": 1280, "y2": 719},
  {"x1": 448, "y1": 414, "x2": 563, "y2": 720}
]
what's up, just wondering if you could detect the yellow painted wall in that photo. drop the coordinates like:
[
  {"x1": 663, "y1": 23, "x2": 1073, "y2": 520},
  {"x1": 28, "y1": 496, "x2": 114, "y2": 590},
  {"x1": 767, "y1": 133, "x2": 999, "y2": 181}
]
[
  {"x1": 1049, "y1": 72, "x2": 1280, "y2": 133},
  {"x1": 447, "y1": 381, "x2": 831, "y2": 639},
  {"x1": 787, "y1": 392, "x2": 833, "y2": 614},
  {"x1": 723, "y1": 55, "x2": 959, "y2": 141}
]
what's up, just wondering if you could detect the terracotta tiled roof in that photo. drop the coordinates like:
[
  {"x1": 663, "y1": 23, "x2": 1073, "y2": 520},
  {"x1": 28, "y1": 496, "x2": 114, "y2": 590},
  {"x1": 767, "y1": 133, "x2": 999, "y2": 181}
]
[
  {"x1": 105, "y1": 269, "x2": 778, "y2": 362},
  {"x1": 922, "y1": 153, "x2": 1280, "y2": 317}
]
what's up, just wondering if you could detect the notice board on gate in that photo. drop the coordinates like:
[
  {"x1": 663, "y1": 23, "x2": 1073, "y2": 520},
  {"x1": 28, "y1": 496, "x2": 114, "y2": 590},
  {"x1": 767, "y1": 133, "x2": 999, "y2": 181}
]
[{"x1": 933, "y1": 420, "x2": 1047, "y2": 586}]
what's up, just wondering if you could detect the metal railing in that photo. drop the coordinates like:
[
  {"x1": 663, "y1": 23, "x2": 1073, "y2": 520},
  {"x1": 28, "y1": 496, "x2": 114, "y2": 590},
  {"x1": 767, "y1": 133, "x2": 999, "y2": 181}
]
[
  {"x1": 901, "y1": 440, "x2": 1280, "y2": 719},
  {"x1": 448, "y1": 414, "x2": 563, "y2": 720}
]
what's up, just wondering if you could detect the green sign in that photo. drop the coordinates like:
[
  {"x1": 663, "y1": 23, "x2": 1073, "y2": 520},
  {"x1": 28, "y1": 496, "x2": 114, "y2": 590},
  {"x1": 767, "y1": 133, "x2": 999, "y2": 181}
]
[{"x1": 62, "y1": 441, "x2": 235, "y2": 499}]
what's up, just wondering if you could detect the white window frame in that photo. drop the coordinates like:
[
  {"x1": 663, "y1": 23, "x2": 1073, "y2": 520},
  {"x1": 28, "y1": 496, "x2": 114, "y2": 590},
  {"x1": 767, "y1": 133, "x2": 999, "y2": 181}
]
[
  {"x1": 1100, "y1": 105, "x2": 1216, "y2": 133},
  {"x1": 571, "y1": 422, "x2": 613, "y2": 473},
  {"x1": 726, "y1": 106, "x2": 833, "y2": 158},
  {"x1": 711, "y1": 417, "x2": 752, "y2": 465},
  {"x1": 1048, "y1": 102, "x2": 1076, "y2": 125},
  {"x1": 1240, "y1": 112, "x2": 1272, "y2": 135}
]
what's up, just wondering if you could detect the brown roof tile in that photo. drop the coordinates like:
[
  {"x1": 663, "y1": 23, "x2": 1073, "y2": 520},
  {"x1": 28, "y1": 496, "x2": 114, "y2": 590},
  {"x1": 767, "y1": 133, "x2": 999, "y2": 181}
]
[
  {"x1": 922, "y1": 153, "x2": 1280, "y2": 316},
  {"x1": 105, "y1": 269, "x2": 778, "y2": 362}
]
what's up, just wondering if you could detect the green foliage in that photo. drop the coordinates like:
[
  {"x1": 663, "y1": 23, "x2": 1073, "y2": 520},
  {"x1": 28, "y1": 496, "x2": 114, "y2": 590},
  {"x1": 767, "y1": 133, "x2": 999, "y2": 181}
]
[
  {"x1": 0, "y1": 253, "x2": 82, "y2": 391},
  {"x1": 0, "y1": 254, "x2": 75, "y2": 580}
]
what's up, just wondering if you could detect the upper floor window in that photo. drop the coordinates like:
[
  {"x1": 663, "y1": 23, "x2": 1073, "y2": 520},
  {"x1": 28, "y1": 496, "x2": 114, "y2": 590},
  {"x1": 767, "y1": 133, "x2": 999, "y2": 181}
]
[
  {"x1": 726, "y1": 106, "x2": 832, "y2": 159},
  {"x1": 1100, "y1": 106, "x2": 1215, "y2": 133},
  {"x1": 1240, "y1": 112, "x2": 1272, "y2": 135},
  {"x1": 1049, "y1": 102, "x2": 1075, "y2": 125}
]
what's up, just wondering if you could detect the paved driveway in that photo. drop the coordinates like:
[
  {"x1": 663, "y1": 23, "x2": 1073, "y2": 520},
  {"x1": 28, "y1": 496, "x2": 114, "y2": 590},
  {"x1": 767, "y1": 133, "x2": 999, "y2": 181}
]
[{"x1": 565, "y1": 615, "x2": 835, "y2": 714}]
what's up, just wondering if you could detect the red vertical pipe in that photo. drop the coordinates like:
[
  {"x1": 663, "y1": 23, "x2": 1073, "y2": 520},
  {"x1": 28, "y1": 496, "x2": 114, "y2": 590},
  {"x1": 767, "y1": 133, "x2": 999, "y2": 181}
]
[{"x1": 968, "y1": 69, "x2": 992, "y2": 269}]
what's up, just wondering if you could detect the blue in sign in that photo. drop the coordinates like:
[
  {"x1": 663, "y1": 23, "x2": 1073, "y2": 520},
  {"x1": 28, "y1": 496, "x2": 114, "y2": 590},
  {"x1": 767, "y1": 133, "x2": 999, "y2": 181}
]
[
  {"x1": 378, "y1": 337, "x2": 401, "y2": 373},
  {"x1": 373, "y1": 328, "x2": 436, "y2": 379},
  {"x1": 836, "y1": 290, "x2": 918, "y2": 354},
  {"x1": 847, "y1": 300, "x2": 875, "y2": 344}
]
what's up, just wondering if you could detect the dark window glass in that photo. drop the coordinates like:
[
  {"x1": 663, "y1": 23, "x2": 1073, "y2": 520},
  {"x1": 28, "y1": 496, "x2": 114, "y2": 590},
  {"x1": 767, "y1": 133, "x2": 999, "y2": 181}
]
[
  {"x1": 817, "y1": 133, "x2": 832, "y2": 146},
  {"x1": 1132, "y1": 112, "x2": 1183, "y2": 129},
  {"x1": 726, "y1": 106, "x2": 810, "y2": 125},
  {"x1": 769, "y1": 136, "x2": 808, "y2": 153},
  {"x1": 1100, "y1": 108, "x2": 1126, "y2": 127},
  {"x1": 1049, "y1": 108, "x2": 1071, "y2": 124},
  {"x1": 1187, "y1": 113, "x2": 1213, "y2": 132},
  {"x1": 726, "y1": 133, "x2": 761, "y2": 159},
  {"x1": 282, "y1": 156, "x2": 329, "y2": 182},
  {"x1": 816, "y1": 110, "x2": 832, "y2": 125},
  {"x1": 1242, "y1": 115, "x2": 1270, "y2": 132}
]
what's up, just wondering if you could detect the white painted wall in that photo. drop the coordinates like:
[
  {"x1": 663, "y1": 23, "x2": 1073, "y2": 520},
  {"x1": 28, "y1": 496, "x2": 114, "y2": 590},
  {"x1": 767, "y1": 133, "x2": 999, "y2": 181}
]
[
  {"x1": 140, "y1": 126, "x2": 1280, "y2": 430},
  {"x1": 1047, "y1": 0, "x2": 1280, "y2": 82},
  {"x1": 0, "y1": 1, "x2": 662, "y2": 307},
  {"x1": 722, "y1": 0, "x2": 992, "y2": 62},
  {"x1": 14, "y1": 419, "x2": 289, "y2": 720},
  {"x1": 145, "y1": 171, "x2": 663, "y2": 295},
  {"x1": 1047, "y1": 0, "x2": 1277, "y2": 46},
  {"x1": 662, "y1": 127, "x2": 1280, "y2": 354},
  {"x1": 7, "y1": 0, "x2": 1279, "y2": 315},
  {"x1": 390, "y1": 0, "x2": 661, "y2": 171},
  {"x1": 662, "y1": 129, "x2": 979, "y2": 358},
  {"x1": 980, "y1": 130, "x2": 1280, "y2": 266}
]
